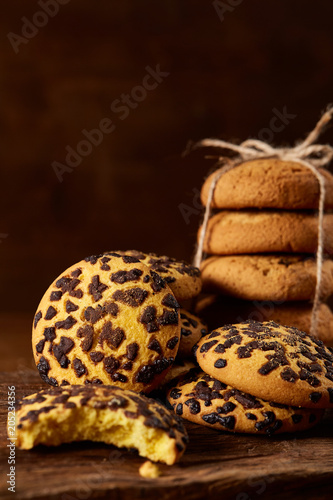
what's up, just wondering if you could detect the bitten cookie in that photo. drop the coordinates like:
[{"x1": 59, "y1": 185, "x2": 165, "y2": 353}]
[
  {"x1": 201, "y1": 255, "x2": 333, "y2": 301},
  {"x1": 178, "y1": 309, "x2": 208, "y2": 359},
  {"x1": 196, "y1": 321, "x2": 333, "y2": 408},
  {"x1": 116, "y1": 250, "x2": 202, "y2": 301},
  {"x1": 199, "y1": 211, "x2": 333, "y2": 255},
  {"x1": 201, "y1": 159, "x2": 333, "y2": 209},
  {"x1": 32, "y1": 252, "x2": 181, "y2": 393},
  {"x1": 167, "y1": 370, "x2": 324, "y2": 435},
  {"x1": 12, "y1": 385, "x2": 188, "y2": 464},
  {"x1": 197, "y1": 296, "x2": 333, "y2": 347}
]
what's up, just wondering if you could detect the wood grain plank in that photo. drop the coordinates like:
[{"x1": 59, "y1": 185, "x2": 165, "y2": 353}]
[{"x1": 1, "y1": 372, "x2": 333, "y2": 499}]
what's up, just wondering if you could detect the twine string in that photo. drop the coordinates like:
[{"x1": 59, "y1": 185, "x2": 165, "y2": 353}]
[{"x1": 191, "y1": 107, "x2": 333, "y2": 336}]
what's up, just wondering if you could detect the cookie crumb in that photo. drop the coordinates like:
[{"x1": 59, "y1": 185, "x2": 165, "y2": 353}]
[{"x1": 139, "y1": 460, "x2": 161, "y2": 478}]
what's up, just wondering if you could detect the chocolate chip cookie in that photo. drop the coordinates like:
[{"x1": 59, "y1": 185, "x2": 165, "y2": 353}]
[
  {"x1": 167, "y1": 369, "x2": 324, "y2": 435},
  {"x1": 32, "y1": 252, "x2": 181, "y2": 393},
  {"x1": 13, "y1": 385, "x2": 188, "y2": 464},
  {"x1": 195, "y1": 320, "x2": 333, "y2": 408}
]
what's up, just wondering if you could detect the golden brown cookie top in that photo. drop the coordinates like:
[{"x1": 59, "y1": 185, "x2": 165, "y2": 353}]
[
  {"x1": 32, "y1": 252, "x2": 181, "y2": 393},
  {"x1": 201, "y1": 159, "x2": 333, "y2": 209},
  {"x1": 116, "y1": 250, "x2": 202, "y2": 301},
  {"x1": 167, "y1": 369, "x2": 324, "y2": 435},
  {"x1": 195, "y1": 320, "x2": 333, "y2": 408}
]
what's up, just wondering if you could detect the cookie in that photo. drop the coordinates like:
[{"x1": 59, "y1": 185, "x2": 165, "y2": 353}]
[
  {"x1": 167, "y1": 369, "x2": 324, "y2": 435},
  {"x1": 178, "y1": 309, "x2": 208, "y2": 359},
  {"x1": 195, "y1": 320, "x2": 333, "y2": 408},
  {"x1": 196, "y1": 296, "x2": 333, "y2": 346},
  {"x1": 201, "y1": 255, "x2": 333, "y2": 301},
  {"x1": 115, "y1": 250, "x2": 202, "y2": 301},
  {"x1": 159, "y1": 359, "x2": 197, "y2": 389},
  {"x1": 199, "y1": 211, "x2": 333, "y2": 255},
  {"x1": 201, "y1": 159, "x2": 333, "y2": 209},
  {"x1": 12, "y1": 385, "x2": 188, "y2": 464},
  {"x1": 32, "y1": 252, "x2": 181, "y2": 393}
]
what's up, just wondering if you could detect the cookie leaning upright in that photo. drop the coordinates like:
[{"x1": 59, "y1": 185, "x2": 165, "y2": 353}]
[
  {"x1": 32, "y1": 252, "x2": 181, "y2": 393},
  {"x1": 196, "y1": 320, "x2": 333, "y2": 408}
]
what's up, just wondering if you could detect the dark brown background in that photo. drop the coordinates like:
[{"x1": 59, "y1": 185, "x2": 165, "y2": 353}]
[{"x1": 1, "y1": 0, "x2": 333, "y2": 315}]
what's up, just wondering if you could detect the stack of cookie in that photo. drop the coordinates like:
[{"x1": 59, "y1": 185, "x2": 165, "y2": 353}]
[
  {"x1": 167, "y1": 320, "x2": 333, "y2": 436},
  {"x1": 197, "y1": 158, "x2": 333, "y2": 344}
]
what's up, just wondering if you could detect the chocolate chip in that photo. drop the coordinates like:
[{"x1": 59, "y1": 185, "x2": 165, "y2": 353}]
[
  {"x1": 112, "y1": 288, "x2": 148, "y2": 307},
  {"x1": 309, "y1": 392, "x2": 322, "y2": 403},
  {"x1": 99, "y1": 322, "x2": 125, "y2": 349},
  {"x1": 90, "y1": 351, "x2": 104, "y2": 364},
  {"x1": 88, "y1": 275, "x2": 108, "y2": 302},
  {"x1": 43, "y1": 327, "x2": 56, "y2": 342},
  {"x1": 280, "y1": 367, "x2": 299, "y2": 383},
  {"x1": 218, "y1": 415, "x2": 235, "y2": 429},
  {"x1": 246, "y1": 413, "x2": 257, "y2": 420},
  {"x1": 73, "y1": 358, "x2": 87, "y2": 377},
  {"x1": 232, "y1": 391, "x2": 263, "y2": 410},
  {"x1": 126, "y1": 343, "x2": 139, "y2": 361},
  {"x1": 217, "y1": 402, "x2": 236, "y2": 414},
  {"x1": 122, "y1": 361, "x2": 133, "y2": 370},
  {"x1": 170, "y1": 388, "x2": 181, "y2": 400},
  {"x1": 111, "y1": 268, "x2": 143, "y2": 284},
  {"x1": 55, "y1": 316, "x2": 77, "y2": 330},
  {"x1": 150, "y1": 271, "x2": 166, "y2": 292},
  {"x1": 36, "y1": 339, "x2": 45, "y2": 353},
  {"x1": 103, "y1": 356, "x2": 119, "y2": 375},
  {"x1": 176, "y1": 403, "x2": 183, "y2": 415},
  {"x1": 71, "y1": 268, "x2": 82, "y2": 278},
  {"x1": 212, "y1": 380, "x2": 227, "y2": 391},
  {"x1": 77, "y1": 325, "x2": 94, "y2": 352},
  {"x1": 214, "y1": 359, "x2": 227, "y2": 368},
  {"x1": 37, "y1": 356, "x2": 51, "y2": 383},
  {"x1": 53, "y1": 336, "x2": 75, "y2": 368},
  {"x1": 202, "y1": 412, "x2": 218, "y2": 424},
  {"x1": 104, "y1": 302, "x2": 119, "y2": 317},
  {"x1": 148, "y1": 339, "x2": 162, "y2": 353},
  {"x1": 140, "y1": 306, "x2": 159, "y2": 332},
  {"x1": 50, "y1": 291, "x2": 62, "y2": 302},
  {"x1": 34, "y1": 311, "x2": 42, "y2": 328},
  {"x1": 185, "y1": 398, "x2": 201, "y2": 414},
  {"x1": 66, "y1": 300, "x2": 79, "y2": 313},
  {"x1": 161, "y1": 294, "x2": 180, "y2": 309},
  {"x1": 200, "y1": 340, "x2": 218, "y2": 353},
  {"x1": 214, "y1": 344, "x2": 225, "y2": 354},
  {"x1": 45, "y1": 306, "x2": 57, "y2": 321},
  {"x1": 258, "y1": 359, "x2": 280, "y2": 375},
  {"x1": 158, "y1": 310, "x2": 179, "y2": 326},
  {"x1": 111, "y1": 373, "x2": 128, "y2": 383},
  {"x1": 167, "y1": 336, "x2": 179, "y2": 350}
]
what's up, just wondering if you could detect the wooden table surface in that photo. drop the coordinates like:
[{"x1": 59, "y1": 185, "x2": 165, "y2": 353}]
[{"x1": 1, "y1": 314, "x2": 333, "y2": 500}]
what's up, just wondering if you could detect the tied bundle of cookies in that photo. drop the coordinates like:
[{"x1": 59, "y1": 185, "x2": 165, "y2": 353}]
[
  {"x1": 11, "y1": 249, "x2": 207, "y2": 466},
  {"x1": 194, "y1": 109, "x2": 333, "y2": 346},
  {"x1": 167, "y1": 319, "x2": 333, "y2": 436}
]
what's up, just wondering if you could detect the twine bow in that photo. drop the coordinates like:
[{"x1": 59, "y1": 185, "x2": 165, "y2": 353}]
[{"x1": 190, "y1": 106, "x2": 333, "y2": 336}]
